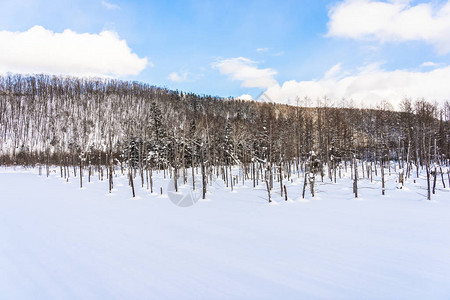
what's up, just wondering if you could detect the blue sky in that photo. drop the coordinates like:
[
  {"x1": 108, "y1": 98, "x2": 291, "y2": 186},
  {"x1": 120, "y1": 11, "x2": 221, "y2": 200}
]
[{"x1": 1, "y1": 0, "x2": 450, "y2": 107}]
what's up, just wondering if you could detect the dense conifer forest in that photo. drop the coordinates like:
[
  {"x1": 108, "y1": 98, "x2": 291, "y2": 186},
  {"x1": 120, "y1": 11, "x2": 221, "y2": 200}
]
[{"x1": 1, "y1": 74, "x2": 449, "y2": 199}]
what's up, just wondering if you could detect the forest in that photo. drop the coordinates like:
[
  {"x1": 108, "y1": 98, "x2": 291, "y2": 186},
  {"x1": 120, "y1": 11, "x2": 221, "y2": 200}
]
[{"x1": 1, "y1": 74, "x2": 449, "y2": 200}]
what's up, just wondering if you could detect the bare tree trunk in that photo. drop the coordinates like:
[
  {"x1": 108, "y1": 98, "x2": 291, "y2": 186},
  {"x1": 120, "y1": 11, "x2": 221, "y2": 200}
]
[
  {"x1": 252, "y1": 161, "x2": 256, "y2": 188},
  {"x1": 279, "y1": 163, "x2": 283, "y2": 197},
  {"x1": 79, "y1": 158, "x2": 83, "y2": 188},
  {"x1": 426, "y1": 164, "x2": 431, "y2": 200},
  {"x1": 361, "y1": 159, "x2": 365, "y2": 179},
  {"x1": 309, "y1": 174, "x2": 315, "y2": 197},
  {"x1": 353, "y1": 156, "x2": 358, "y2": 198},
  {"x1": 266, "y1": 179, "x2": 271, "y2": 203},
  {"x1": 46, "y1": 154, "x2": 50, "y2": 178},
  {"x1": 88, "y1": 160, "x2": 91, "y2": 183},
  {"x1": 201, "y1": 160, "x2": 206, "y2": 200},
  {"x1": 381, "y1": 160, "x2": 385, "y2": 196},
  {"x1": 432, "y1": 166, "x2": 437, "y2": 194},
  {"x1": 192, "y1": 165, "x2": 195, "y2": 190},
  {"x1": 302, "y1": 167, "x2": 308, "y2": 199},
  {"x1": 229, "y1": 164, "x2": 233, "y2": 192},
  {"x1": 129, "y1": 169, "x2": 135, "y2": 198},
  {"x1": 448, "y1": 170, "x2": 450, "y2": 188},
  {"x1": 334, "y1": 161, "x2": 337, "y2": 183},
  {"x1": 109, "y1": 144, "x2": 113, "y2": 193},
  {"x1": 150, "y1": 169, "x2": 153, "y2": 193},
  {"x1": 174, "y1": 166, "x2": 178, "y2": 193},
  {"x1": 146, "y1": 164, "x2": 149, "y2": 190},
  {"x1": 406, "y1": 141, "x2": 411, "y2": 178},
  {"x1": 140, "y1": 143, "x2": 144, "y2": 188}
]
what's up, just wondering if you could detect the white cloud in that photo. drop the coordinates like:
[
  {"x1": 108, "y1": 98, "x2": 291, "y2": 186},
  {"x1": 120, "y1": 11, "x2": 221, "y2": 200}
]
[
  {"x1": 327, "y1": 0, "x2": 450, "y2": 53},
  {"x1": 324, "y1": 63, "x2": 343, "y2": 79},
  {"x1": 168, "y1": 71, "x2": 203, "y2": 83},
  {"x1": 101, "y1": 0, "x2": 120, "y2": 10},
  {"x1": 263, "y1": 62, "x2": 450, "y2": 108},
  {"x1": 256, "y1": 48, "x2": 269, "y2": 52},
  {"x1": 212, "y1": 57, "x2": 278, "y2": 89},
  {"x1": 0, "y1": 26, "x2": 148, "y2": 77},
  {"x1": 421, "y1": 61, "x2": 440, "y2": 67},
  {"x1": 236, "y1": 94, "x2": 253, "y2": 101},
  {"x1": 168, "y1": 71, "x2": 189, "y2": 82}
]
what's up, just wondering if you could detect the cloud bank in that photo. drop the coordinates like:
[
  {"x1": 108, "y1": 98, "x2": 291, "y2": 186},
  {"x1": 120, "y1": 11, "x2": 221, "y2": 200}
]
[
  {"x1": 327, "y1": 0, "x2": 450, "y2": 54},
  {"x1": 212, "y1": 57, "x2": 278, "y2": 89},
  {"x1": 263, "y1": 63, "x2": 450, "y2": 108},
  {"x1": 213, "y1": 56, "x2": 450, "y2": 108},
  {"x1": 0, "y1": 26, "x2": 148, "y2": 77}
]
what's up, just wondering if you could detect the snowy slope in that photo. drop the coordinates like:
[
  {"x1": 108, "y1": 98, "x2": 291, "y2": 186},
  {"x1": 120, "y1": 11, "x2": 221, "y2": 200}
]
[{"x1": 1, "y1": 166, "x2": 450, "y2": 300}]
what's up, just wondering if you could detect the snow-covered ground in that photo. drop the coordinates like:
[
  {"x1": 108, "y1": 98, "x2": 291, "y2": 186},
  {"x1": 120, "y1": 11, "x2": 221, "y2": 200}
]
[{"x1": 1, "y1": 166, "x2": 450, "y2": 299}]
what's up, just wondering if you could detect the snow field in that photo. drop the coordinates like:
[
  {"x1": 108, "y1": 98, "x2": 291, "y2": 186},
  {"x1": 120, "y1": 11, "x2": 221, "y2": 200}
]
[{"x1": 1, "y1": 165, "x2": 450, "y2": 299}]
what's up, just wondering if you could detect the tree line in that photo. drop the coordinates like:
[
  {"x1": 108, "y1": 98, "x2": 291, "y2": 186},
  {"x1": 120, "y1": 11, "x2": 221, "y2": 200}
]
[{"x1": 1, "y1": 74, "x2": 449, "y2": 199}]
